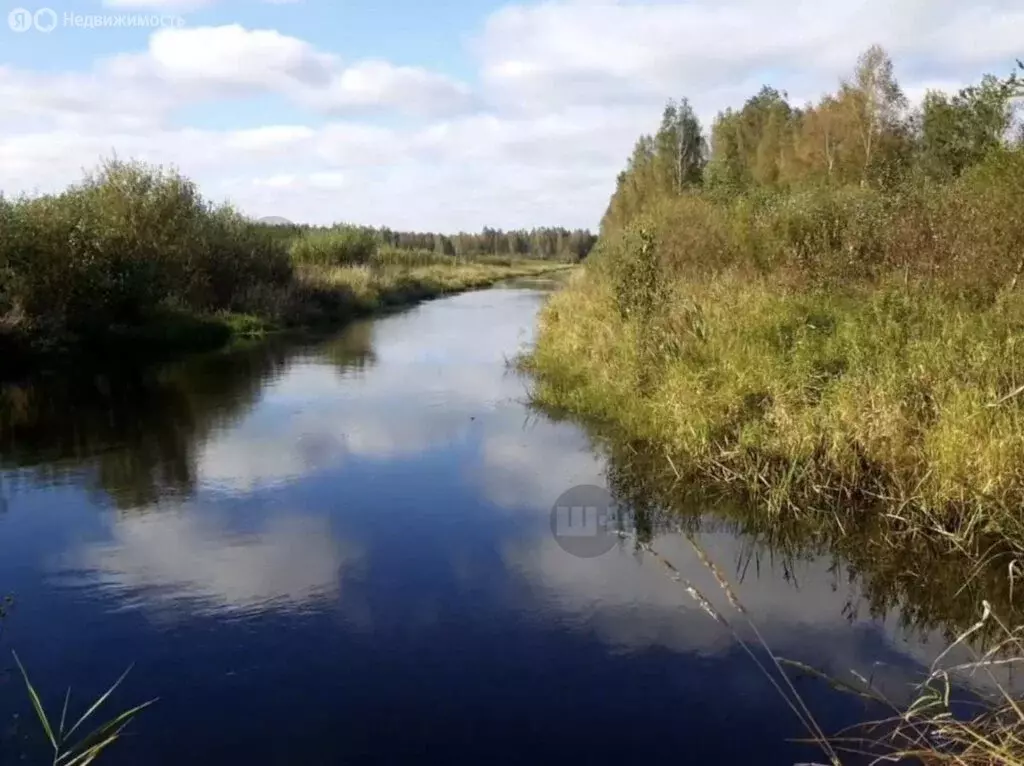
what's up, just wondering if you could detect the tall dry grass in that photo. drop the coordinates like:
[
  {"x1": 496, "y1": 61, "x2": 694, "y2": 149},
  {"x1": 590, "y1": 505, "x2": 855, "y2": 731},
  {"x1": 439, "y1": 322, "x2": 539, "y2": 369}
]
[{"x1": 527, "y1": 147, "x2": 1024, "y2": 542}]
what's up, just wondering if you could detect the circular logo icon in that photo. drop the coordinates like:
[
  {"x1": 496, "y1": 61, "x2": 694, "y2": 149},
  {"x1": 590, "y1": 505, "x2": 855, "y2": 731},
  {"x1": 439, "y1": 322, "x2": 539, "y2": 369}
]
[
  {"x1": 550, "y1": 484, "x2": 621, "y2": 558},
  {"x1": 8, "y1": 8, "x2": 34, "y2": 32},
  {"x1": 33, "y1": 7, "x2": 57, "y2": 32}
]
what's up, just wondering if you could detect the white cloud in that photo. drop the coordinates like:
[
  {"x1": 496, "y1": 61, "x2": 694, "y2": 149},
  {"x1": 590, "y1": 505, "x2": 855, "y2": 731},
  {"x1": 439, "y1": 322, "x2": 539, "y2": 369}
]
[
  {"x1": 0, "y1": 65, "x2": 177, "y2": 132},
  {"x1": 71, "y1": 25, "x2": 471, "y2": 117},
  {"x1": 139, "y1": 25, "x2": 336, "y2": 89},
  {"x1": 4, "y1": 2, "x2": 1024, "y2": 229},
  {"x1": 241, "y1": 171, "x2": 347, "y2": 191},
  {"x1": 222, "y1": 125, "x2": 317, "y2": 152},
  {"x1": 312, "y1": 59, "x2": 474, "y2": 116},
  {"x1": 477, "y1": 0, "x2": 1024, "y2": 119}
]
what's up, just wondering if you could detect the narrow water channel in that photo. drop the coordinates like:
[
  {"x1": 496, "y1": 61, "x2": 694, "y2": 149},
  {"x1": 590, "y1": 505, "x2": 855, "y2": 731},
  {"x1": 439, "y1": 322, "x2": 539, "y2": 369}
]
[{"x1": 0, "y1": 284, "x2": 999, "y2": 765}]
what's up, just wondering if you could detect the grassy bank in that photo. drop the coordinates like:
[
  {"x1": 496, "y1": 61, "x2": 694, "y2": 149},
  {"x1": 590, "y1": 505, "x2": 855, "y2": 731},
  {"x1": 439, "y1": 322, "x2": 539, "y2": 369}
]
[
  {"x1": 0, "y1": 160, "x2": 572, "y2": 373},
  {"x1": 528, "y1": 258, "x2": 1024, "y2": 541},
  {"x1": 527, "y1": 52, "x2": 1024, "y2": 550},
  {"x1": 283, "y1": 259, "x2": 573, "y2": 327},
  {"x1": 525, "y1": 50, "x2": 1024, "y2": 763}
]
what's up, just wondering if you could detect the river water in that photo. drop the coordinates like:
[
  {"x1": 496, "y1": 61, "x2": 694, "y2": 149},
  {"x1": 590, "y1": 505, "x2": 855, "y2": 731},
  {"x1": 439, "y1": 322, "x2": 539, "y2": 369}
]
[{"x1": 0, "y1": 282, "x2": 1002, "y2": 765}]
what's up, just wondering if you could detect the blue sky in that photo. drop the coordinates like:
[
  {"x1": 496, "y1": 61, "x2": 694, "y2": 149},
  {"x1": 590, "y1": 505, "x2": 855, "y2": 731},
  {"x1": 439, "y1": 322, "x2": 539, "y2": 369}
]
[
  {"x1": 2, "y1": 0, "x2": 1022, "y2": 231},
  {"x1": 6, "y1": 0, "x2": 491, "y2": 74}
]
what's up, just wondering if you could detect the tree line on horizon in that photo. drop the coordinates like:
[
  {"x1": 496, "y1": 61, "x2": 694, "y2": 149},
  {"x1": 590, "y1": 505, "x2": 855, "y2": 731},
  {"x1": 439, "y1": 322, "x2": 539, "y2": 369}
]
[{"x1": 257, "y1": 221, "x2": 598, "y2": 263}]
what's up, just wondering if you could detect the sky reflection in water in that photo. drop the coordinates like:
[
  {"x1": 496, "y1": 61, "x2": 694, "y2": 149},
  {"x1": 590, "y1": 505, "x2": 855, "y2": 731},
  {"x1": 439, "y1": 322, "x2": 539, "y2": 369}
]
[{"x1": 0, "y1": 286, "x2": 991, "y2": 766}]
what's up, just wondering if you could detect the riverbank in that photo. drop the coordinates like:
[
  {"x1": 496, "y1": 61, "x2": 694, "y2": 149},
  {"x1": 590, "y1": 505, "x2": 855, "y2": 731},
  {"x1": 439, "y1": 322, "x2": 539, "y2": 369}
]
[
  {"x1": 525, "y1": 264, "x2": 1024, "y2": 549},
  {"x1": 1, "y1": 259, "x2": 572, "y2": 376},
  {"x1": 525, "y1": 58, "x2": 1024, "y2": 554},
  {"x1": 523, "y1": 199, "x2": 1024, "y2": 766},
  {"x1": 0, "y1": 159, "x2": 576, "y2": 377},
  {"x1": 523, "y1": 54, "x2": 1024, "y2": 763}
]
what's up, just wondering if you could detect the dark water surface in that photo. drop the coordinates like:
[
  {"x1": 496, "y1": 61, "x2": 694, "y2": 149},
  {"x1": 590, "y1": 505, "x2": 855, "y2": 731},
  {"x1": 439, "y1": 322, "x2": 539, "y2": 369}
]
[{"x1": 0, "y1": 285, "x2": 997, "y2": 765}]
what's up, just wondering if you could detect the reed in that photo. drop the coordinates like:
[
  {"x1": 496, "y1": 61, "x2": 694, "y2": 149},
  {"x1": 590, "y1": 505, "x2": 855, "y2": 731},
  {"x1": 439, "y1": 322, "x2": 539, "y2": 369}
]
[
  {"x1": 11, "y1": 652, "x2": 154, "y2": 766},
  {"x1": 616, "y1": 513, "x2": 1024, "y2": 765}
]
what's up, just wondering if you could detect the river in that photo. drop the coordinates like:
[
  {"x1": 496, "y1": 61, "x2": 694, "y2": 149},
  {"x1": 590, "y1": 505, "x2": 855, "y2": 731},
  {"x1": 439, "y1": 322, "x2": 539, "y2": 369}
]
[{"x1": 0, "y1": 282, "x2": 1002, "y2": 765}]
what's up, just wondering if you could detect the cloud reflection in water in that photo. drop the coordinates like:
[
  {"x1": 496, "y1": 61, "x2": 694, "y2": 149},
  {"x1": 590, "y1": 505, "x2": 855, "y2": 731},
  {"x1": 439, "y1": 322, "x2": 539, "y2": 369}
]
[{"x1": 76, "y1": 509, "x2": 359, "y2": 618}]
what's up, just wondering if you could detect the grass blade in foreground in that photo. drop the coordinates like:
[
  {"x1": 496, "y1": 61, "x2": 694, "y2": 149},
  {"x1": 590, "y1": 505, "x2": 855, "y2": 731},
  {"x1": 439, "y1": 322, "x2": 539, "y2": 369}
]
[{"x1": 12, "y1": 651, "x2": 156, "y2": 765}]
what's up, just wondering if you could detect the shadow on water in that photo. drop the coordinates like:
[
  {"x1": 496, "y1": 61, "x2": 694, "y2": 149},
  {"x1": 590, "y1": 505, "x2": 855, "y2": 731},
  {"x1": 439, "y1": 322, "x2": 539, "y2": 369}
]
[
  {"x1": 0, "y1": 286, "x2": 1015, "y2": 765},
  {"x1": 534, "y1": 403, "x2": 1023, "y2": 653},
  {"x1": 0, "y1": 322, "x2": 376, "y2": 509}
]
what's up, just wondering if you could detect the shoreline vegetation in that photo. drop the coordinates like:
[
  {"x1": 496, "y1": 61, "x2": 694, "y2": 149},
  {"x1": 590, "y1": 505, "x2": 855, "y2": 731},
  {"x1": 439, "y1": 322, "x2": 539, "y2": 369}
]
[
  {"x1": 524, "y1": 47, "x2": 1024, "y2": 763},
  {"x1": 0, "y1": 161, "x2": 586, "y2": 376}
]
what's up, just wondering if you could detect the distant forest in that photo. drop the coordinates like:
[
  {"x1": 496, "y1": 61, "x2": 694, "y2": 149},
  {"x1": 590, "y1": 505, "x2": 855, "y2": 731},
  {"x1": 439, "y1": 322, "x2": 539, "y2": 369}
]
[{"x1": 257, "y1": 222, "x2": 598, "y2": 262}]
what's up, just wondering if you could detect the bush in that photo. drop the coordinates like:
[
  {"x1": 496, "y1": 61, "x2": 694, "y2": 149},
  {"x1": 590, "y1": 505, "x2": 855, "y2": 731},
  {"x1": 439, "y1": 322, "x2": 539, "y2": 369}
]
[
  {"x1": 290, "y1": 226, "x2": 378, "y2": 267},
  {"x1": 604, "y1": 218, "x2": 664, "y2": 321},
  {"x1": 183, "y1": 207, "x2": 293, "y2": 311},
  {"x1": 370, "y1": 247, "x2": 457, "y2": 269},
  {"x1": 0, "y1": 160, "x2": 293, "y2": 334},
  {"x1": 622, "y1": 152, "x2": 1024, "y2": 297}
]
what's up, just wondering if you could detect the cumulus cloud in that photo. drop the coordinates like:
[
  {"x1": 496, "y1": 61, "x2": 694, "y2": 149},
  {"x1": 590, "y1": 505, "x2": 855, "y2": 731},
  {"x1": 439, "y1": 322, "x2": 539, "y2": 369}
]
[
  {"x1": 221, "y1": 125, "x2": 317, "y2": 152},
  {"x1": 0, "y1": 65, "x2": 179, "y2": 132},
  {"x1": 241, "y1": 171, "x2": 348, "y2": 191},
  {"x1": 131, "y1": 25, "x2": 336, "y2": 89},
  {"x1": 0, "y1": 22, "x2": 471, "y2": 137},
  {"x1": 3, "y1": 1, "x2": 1024, "y2": 228},
  {"x1": 100, "y1": 25, "x2": 471, "y2": 115},
  {"x1": 477, "y1": 0, "x2": 1024, "y2": 118},
  {"x1": 312, "y1": 59, "x2": 475, "y2": 115}
]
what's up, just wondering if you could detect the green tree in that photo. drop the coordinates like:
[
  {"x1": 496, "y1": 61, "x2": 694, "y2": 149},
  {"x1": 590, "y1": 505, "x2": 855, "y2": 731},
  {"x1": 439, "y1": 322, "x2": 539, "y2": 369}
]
[
  {"x1": 843, "y1": 45, "x2": 908, "y2": 184},
  {"x1": 602, "y1": 135, "x2": 658, "y2": 232},
  {"x1": 654, "y1": 98, "x2": 706, "y2": 194},
  {"x1": 918, "y1": 73, "x2": 1020, "y2": 179},
  {"x1": 706, "y1": 87, "x2": 796, "y2": 193}
]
